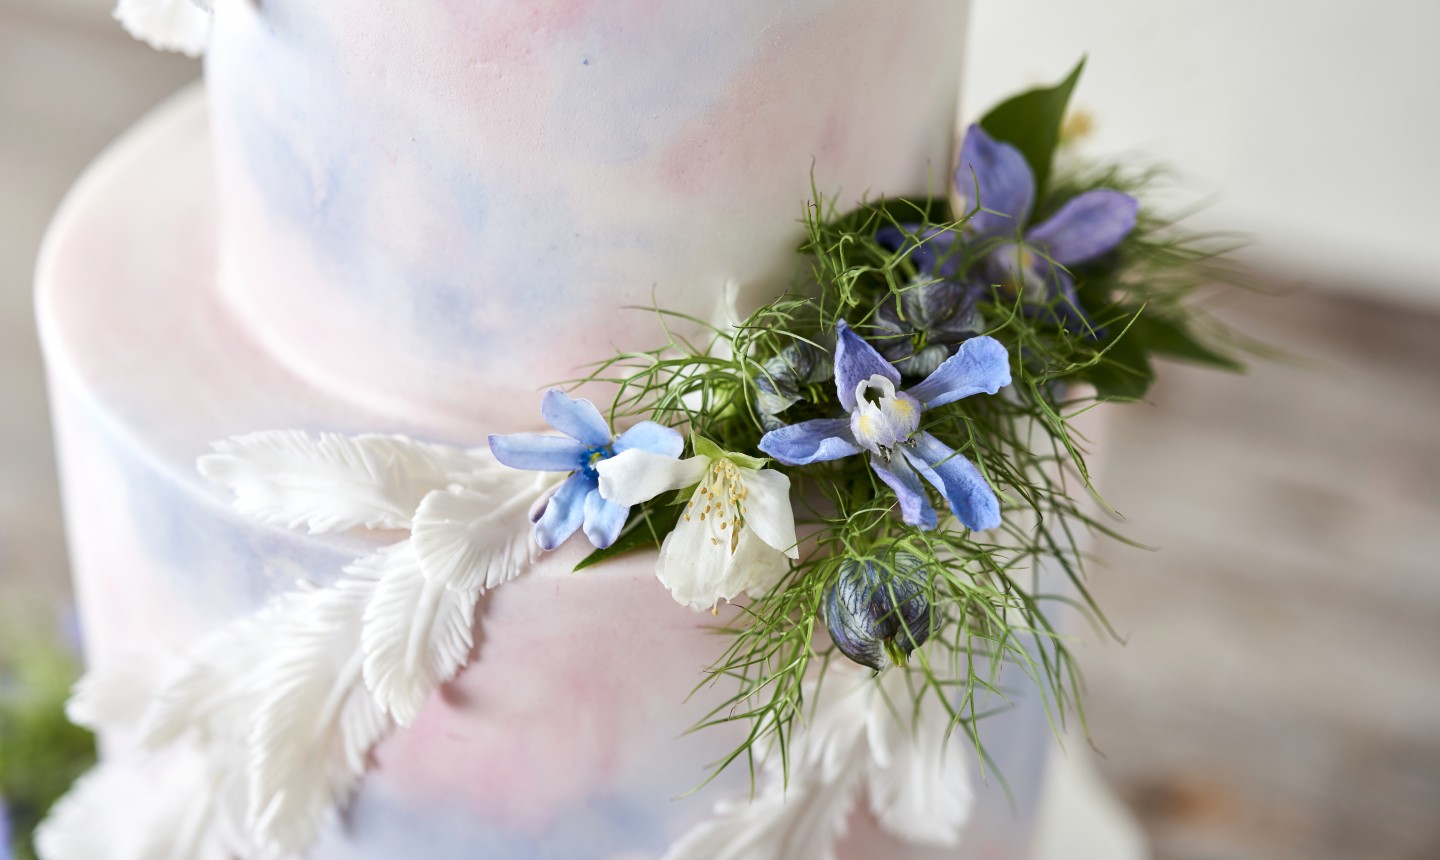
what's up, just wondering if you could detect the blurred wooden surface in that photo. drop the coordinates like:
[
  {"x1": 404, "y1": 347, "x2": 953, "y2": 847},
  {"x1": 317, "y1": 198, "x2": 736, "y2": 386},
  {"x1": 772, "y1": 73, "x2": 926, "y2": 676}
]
[
  {"x1": 1084, "y1": 289, "x2": 1440, "y2": 859},
  {"x1": 1, "y1": 3, "x2": 1437, "y2": 859}
]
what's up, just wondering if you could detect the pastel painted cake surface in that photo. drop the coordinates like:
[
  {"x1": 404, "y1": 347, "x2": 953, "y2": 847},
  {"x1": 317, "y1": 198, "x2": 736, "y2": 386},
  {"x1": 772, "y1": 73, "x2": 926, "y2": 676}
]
[
  {"x1": 36, "y1": 1, "x2": 1055, "y2": 856},
  {"x1": 205, "y1": 0, "x2": 969, "y2": 430}
]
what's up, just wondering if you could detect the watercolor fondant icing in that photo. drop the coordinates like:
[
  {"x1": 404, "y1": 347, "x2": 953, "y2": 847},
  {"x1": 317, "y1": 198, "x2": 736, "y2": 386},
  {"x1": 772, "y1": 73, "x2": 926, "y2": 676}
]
[{"x1": 39, "y1": 2, "x2": 1058, "y2": 856}]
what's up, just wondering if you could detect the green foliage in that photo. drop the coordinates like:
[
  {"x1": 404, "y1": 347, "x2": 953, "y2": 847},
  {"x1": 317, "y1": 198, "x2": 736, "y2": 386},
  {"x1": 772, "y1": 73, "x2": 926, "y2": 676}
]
[
  {"x1": 575, "y1": 500, "x2": 684, "y2": 571},
  {"x1": 979, "y1": 58, "x2": 1085, "y2": 202},
  {"x1": 0, "y1": 618, "x2": 95, "y2": 860},
  {"x1": 568, "y1": 67, "x2": 1255, "y2": 795}
]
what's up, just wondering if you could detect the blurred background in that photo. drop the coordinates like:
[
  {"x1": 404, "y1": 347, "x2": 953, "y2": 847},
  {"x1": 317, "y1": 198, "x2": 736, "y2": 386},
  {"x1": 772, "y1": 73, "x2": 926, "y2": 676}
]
[{"x1": 0, "y1": 1, "x2": 1436, "y2": 859}]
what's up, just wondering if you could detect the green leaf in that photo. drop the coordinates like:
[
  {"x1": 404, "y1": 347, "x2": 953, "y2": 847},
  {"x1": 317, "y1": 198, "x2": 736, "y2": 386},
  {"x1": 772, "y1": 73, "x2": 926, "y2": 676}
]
[
  {"x1": 573, "y1": 501, "x2": 683, "y2": 572},
  {"x1": 1083, "y1": 329, "x2": 1155, "y2": 401},
  {"x1": 1133, "y1": 314, "x2": 1245, "y2": 372},
  {"x1": 692, "y1": 434, "x2": 766, "y2": 471},
  {"x1": 979, "y1": 57, "x2": 1085, "y2": 202}
]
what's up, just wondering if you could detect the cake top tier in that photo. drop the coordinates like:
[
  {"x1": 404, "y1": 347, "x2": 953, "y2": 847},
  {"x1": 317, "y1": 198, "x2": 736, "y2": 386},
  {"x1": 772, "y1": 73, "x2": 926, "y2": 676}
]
[{"x1": 202, "y1": 0, "x2": 969, "y2": 437}]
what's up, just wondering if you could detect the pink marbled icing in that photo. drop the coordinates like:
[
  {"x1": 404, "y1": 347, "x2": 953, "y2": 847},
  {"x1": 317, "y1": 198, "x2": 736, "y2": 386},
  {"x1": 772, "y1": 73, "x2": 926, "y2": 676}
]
[{"x1": 205, "y1": 0, "x2": 969, "y2": 433}]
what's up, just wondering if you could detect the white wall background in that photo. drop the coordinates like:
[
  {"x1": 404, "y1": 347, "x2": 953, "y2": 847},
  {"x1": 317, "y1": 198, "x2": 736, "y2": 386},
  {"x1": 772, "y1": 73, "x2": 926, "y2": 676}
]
[{"x1": 964, "y1": 0, "x2": 1440, "y2": 307}]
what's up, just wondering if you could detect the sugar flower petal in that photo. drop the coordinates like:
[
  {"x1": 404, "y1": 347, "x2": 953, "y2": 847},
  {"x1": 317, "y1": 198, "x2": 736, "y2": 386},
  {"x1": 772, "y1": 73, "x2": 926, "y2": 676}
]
[
  {"x1": 532, "y1": 472, "x2": 590, "y2": 550},
  {"x1": 711, "y1": 527, "x2": 792, "y2": 602},
  {"x1": 869, "y1": 454, "x2": 938, "y2": 531},
  {"x1": 540, "y1": 388, "x2": 613, "y2": 446},
  {"x1": 487, "y1": 433, "x2": 589, "y2": 472},
  {"x1": 655, "y1": 506, "x2": 727, "y2": 610},
  {"x1": 905, "y1": 335, "x2": 1011, "y2": 409},
  {"x1": 834, "y1": 321, "x2": 901, "y2": 411},
  {"x1": 955, "y1": 124, "x2": 1035, "y2": 240},
  {"x1": 735, "y1": 466, "x2": 799, "y2": 559},
  {"x1": 613, "y1": 421, "x2": 685, "y2": 457},
  {"x1": 581, "y1": 489, "x2": 629, "y2": 549},
  {"x1": 596, "y1": 450, "x2": 708, "y2": 507},
  {"x1": 757, "y1": 418, "x2": 862, "y2": 466},
  {"x1": 1026, "y1": 188, "x2": 1139, "y2": 266},
  {"x1": 903, "y1": 434, "x2": 1000, "y2": 531}
]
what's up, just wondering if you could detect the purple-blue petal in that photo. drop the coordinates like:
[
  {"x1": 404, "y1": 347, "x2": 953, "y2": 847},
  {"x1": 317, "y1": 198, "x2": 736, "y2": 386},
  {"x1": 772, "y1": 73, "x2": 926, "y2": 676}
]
[
  {"x1": 1026, "y1": 189, "x2": 1138, "y2": 266},
  {"x1": 834, "y1": 320, "x2": 901, "y2": 411},
  {"x1": 904, "y1": 433, "x2": 1001, "y2": 531},
  {"x1": 489, "y1": 433, "x2": 588, "y2": 472},
  {"x1": 876, "y1": 224, "x2": 965, "y2": 279},
  {"x1": 758, "y1": 418, "x2": 862, "y2": 466},
  {"x1": 533, "y1": 472, "x2": 592, "y2": 550},
  {"x1": 905, "y1": 335, "x2": 1011, "y2": 409},
  {"x1": 581, "y1": 488, "x2": 629, "y2": 549},
  {"x1": 870, "y1": 453, "x2": 938, "y2": 530},
  {"x1": 540, "y1": 388, "x2": 613, "y2": 446},
  {"x1": 1043, "y1": 266, "x2": 1098, "y2": 334},
  {"x1": 955, "y1": 124, "x2": 1035, "y2": 241},
  {"x1": 613, "y1": 420, "x2": 684, "y2": 457}
]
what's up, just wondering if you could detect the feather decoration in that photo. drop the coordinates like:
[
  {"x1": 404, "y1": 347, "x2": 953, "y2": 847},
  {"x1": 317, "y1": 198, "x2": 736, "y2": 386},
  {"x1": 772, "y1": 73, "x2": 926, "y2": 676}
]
[
  {"x1": 663, "y1": 662, "x2": 974, "y2": 860},
  {"x1": 66, "y1": 651, "x2": 179, "y2": 731},
  {"x1": 198, "y1": 431, "x2": 485, "y2": 534},
  {"x1": 864, "y1": 671, "x2": 974, "y2": 846},
  {"x1": 140, "y1": 600, "x2": 292, "y2": 750},
  {"x1": 358, "y1": 541, "x2": 480, "y2": 726},
  {"x1": 36, "y1": 762, "x2": 147, "y2": 860},
  {"x1": 113, "y1": 0, "x2": 212, "y2": 58},
  {"x1": 662, "y1": 669, "x2": 872, "y2": 860},
  {"x1": 245, "y1": 571, "x2": 394, "y2": 854},
  {"x1": 410, "y1": 467, "x2": 551, "y2": 592},
  {"x1": 35, "y1": 748, "x2": 249, "y2": 860}
]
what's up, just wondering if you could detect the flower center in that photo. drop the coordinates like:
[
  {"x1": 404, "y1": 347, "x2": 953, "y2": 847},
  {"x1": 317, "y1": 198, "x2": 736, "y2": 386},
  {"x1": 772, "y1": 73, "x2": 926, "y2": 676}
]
[
  {"x1": 995, "y1": 243, "x2": 1051, "y2": 302},
  {"x1": 850, "y1": 375, "x2": 922, "y2": 458},
  {"x1": 580, "y1": 445, "x2": 613, "y2": 479},
  {"x1": 683, "y1": 459, "x2": 748, "y2": 553}
]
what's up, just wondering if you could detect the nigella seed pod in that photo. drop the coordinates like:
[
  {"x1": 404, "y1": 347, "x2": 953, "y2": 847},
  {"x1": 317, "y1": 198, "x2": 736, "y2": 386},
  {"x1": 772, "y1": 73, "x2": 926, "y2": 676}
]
[{"x1": 824, "y1": 554, "x2": 934, "y2": 671}]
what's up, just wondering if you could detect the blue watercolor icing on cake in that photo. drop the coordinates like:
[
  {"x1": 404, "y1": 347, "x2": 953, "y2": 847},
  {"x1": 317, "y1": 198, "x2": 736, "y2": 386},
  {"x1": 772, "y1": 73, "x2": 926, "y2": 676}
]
[{"x1": 319, "y1": 786, "x2": 705, "y2": 860}]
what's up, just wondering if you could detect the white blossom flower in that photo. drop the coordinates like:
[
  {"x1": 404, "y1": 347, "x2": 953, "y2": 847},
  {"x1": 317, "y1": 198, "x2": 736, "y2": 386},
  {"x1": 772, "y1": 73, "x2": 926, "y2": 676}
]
[{"x1": 596, "y1": 437, "x2": 798, "y2": 610}]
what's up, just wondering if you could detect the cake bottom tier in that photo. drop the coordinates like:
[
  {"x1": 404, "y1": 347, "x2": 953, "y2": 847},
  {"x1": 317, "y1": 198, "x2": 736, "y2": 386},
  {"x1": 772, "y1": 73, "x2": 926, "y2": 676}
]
[{"x1": 37, "y1": 86, "x2": 1056, "y2": 859}]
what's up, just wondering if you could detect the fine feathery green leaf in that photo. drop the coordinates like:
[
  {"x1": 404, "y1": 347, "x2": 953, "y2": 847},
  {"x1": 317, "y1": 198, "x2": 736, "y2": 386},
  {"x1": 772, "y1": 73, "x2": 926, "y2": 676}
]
[
  {"x1": 979, "y1": 57, "x2": 1086, "y2": 201},
  {"x1": 1132, "y1": 313, "x2": 1246, "y2": 372},
  {"x1": 1082, "y1": 328, "x2": 1156, "y2": 401},
  {"x1": 573, "y1": 501, "x2": 683, "y2": 571}
]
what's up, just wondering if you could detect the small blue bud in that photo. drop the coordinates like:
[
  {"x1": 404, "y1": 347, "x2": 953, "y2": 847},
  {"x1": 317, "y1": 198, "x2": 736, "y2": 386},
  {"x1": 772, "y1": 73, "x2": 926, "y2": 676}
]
[{"x1": 824, "y1": 554, "x2": 934, "y2": 671}]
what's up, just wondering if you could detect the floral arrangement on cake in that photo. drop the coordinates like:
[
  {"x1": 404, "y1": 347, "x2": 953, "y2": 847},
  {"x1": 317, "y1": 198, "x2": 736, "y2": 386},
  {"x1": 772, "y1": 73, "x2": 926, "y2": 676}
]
[{"x1": 38, "y1": 61, "x2": 1253, "y2": 860}]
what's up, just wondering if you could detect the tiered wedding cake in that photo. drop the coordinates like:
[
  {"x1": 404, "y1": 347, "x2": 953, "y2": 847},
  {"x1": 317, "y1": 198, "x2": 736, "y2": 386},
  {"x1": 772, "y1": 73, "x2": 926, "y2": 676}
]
[{"x1": 36, "y1": 1, "x2": 1055, "y2": 857}]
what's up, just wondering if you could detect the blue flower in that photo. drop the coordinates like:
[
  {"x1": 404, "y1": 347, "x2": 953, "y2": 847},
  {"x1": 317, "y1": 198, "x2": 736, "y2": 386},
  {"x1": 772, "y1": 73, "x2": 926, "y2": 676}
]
[
  {"x1": 489, "y1": 389, "x2": 683, "y2": 550},
  {"x1": 758, "y1": 321, "x2": 1010, "y2": 531},
  {"x1": 954, "y1": 123, "x2": 1138, "y2": 329},
  {"x1": 826, "y1": 554, "x2": 934, "y2": 671}
]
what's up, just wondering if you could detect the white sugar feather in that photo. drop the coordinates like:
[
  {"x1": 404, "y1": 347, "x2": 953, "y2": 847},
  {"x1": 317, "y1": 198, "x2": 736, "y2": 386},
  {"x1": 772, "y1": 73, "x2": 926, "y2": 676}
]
[
  {"x1": 410, "y1": 474, "x2": 547, "y2": 592},
  {"x1": 864, "y1": 672, "x2": 974, "y2": 846},
  {"x1": 358, "y1": 541, "x2": 480, "y2": 726},
  {"x1": 130, "y1": 749, "x2": 251, "y2": 860},
  {"x1": 662, "y1": 669, "x2": 873, "y2": 860},
  {"x1": 35, "y1": 762, "x2": 143, "y2": 860},
  {"x1": 244, "y1": 572, "x2": 394, "y2": 853},
  {"x1": 140, "y1": 598, "x2": 295, "y2": 750},
  {"x1": 664, "y1": 661, "x2": 973, "y2": 860},
  {"x1": 199, "y1": 431, "x2": 485, "y2": 534},
  {"x1": 66, "y1": 651, "x2": 180, "y2": 732},
  {"x1": 114, "y1": 0, "x2": 212, "y2": 57}
]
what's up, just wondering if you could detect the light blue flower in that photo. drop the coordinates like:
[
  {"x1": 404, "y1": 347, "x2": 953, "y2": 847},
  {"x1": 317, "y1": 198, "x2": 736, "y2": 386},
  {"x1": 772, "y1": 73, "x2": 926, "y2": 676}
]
[
  {"x1": 0, "y1": 794, "x2": 9, "y2": 860},
  {"x1": 758, "y1": 321, "x2": 1010, "y2": 531},
  {"x1": 955, "y1": 123, "x2": 1138, "y2": 329},
  {"x1": 489, "y1": 389, "x2": 683, "y2": 550}
]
